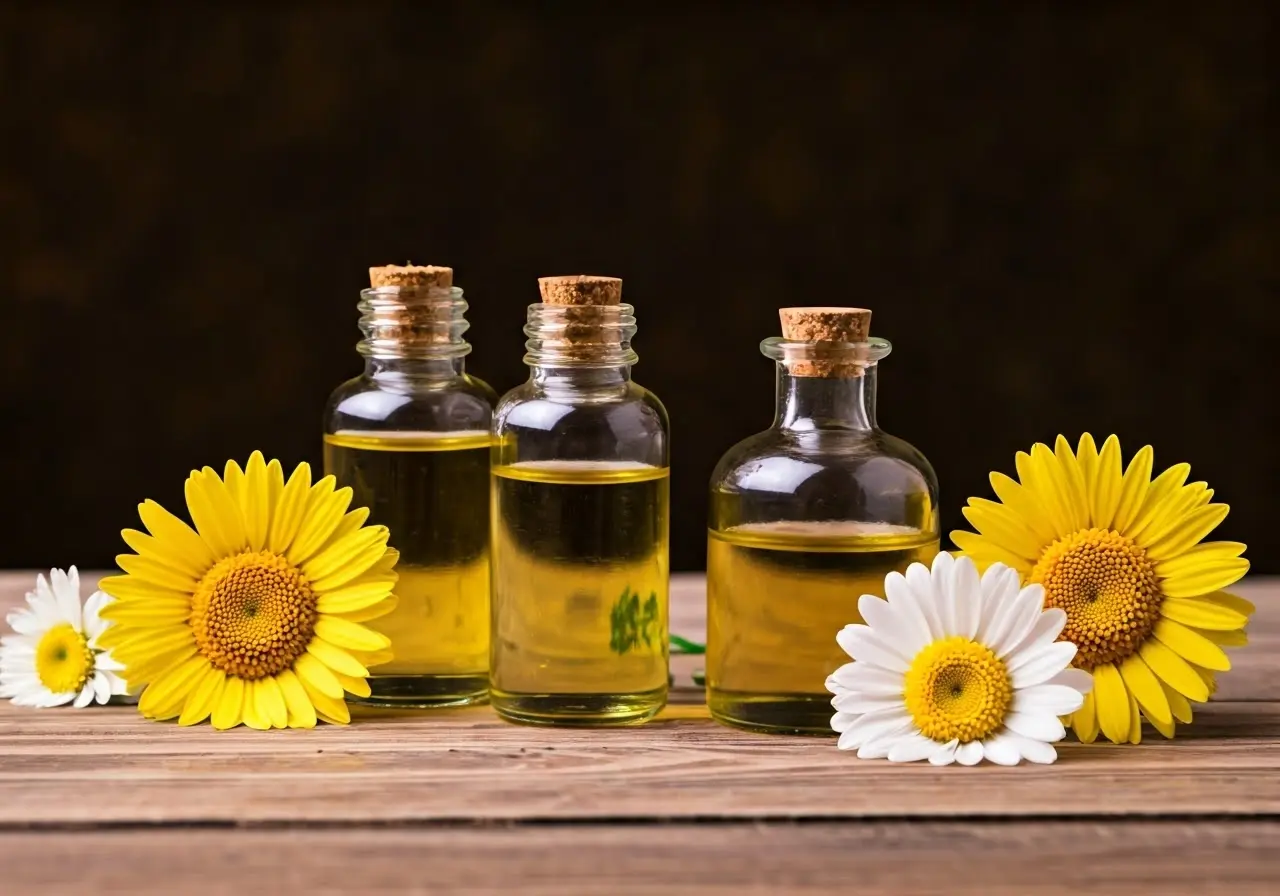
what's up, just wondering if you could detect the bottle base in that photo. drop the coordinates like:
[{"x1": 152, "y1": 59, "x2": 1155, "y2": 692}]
[
  {"x1": 708, "y1": 690, "x2": 837, "y2": 735},
  {"x1": 490, "y1": 687, "x2": 667, "y2": 727},
  {"x1": 351, "y1": 673, "x2": 490, "y2": 709}
]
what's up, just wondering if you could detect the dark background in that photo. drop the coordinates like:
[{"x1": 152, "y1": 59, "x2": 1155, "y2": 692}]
[{"x1": 1, "y1": 2, "x2": 1276, "y2": 573}]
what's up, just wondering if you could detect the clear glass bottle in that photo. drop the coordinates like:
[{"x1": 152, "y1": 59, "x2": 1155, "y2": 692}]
[
  {"x1": 706, "y1": 307, "x2": 939, "y2": 734},
  {"x1": 490, "y1": 275, "x2": 670, "y2": 726},
  {"x1": 322, "y1": 264, "x2": 497, "y2": 707}
]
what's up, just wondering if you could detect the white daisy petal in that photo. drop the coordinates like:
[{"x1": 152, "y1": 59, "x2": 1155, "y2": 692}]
[
  {"x1": 857, "y1": 594, "x2": 922, "y2": 660},
  {"x1": 887, "y1": 734, "x2": 939, "y2": 763},
  {"x1": 904, "y1": 562, "x2": 944, "y2": 639},
  {"x1": 31, "y1": 576, "x2": 60, "y2": 625},
  {"x1": 980, "y1": 733, "x2": 1022, "y2": 766},
  {"x1": 1008, "y1": 734, "x2": 1057, "y2": 764},
  {"x1": 990, "y1": 584, "x2": 1047, "y2": 658},
  {"x1": 929, "y1": 739, "x2": 959, "y2": 766},
  {"x1": 827, "y1": 662, "x2": 904, "y2": 697},
  {"x1": 1008, "y1": 607, "x2": 1068, "y2": 658},
  {"x1": 930, "y1": 552, "x2": 956, "y2": 634},
  {"x1": 857, "y1": 724, "x2": 915, "y2": 760},
  {"x1": 7, "y1": 610, "x2": 44, "y2": 636},
  {"x1": 831, "y1": 712, "x2": 857, "y2": 733},
  {"x1": 73, "y1": 686, "x2": 95, "y2": 708},
  {"x1": 955, "y1": 740, "x2": 984, "y2": 765},
  {"x1": 883, "y1": 571, "x2": 935, "y2": 648},
  {"x1": 843, "y1": 706, "x2": 913, "y2": 747},
  {"x1": 1013, "y1": 684, "x2": 1087, "y2": 717},
  {"x1": 1045, "y1": 668, "x2": 1093, "y2": 693},
  {"x1": 1003, "y1": 710, "x2": 1066, "y2": 742},
  {"x1": 831, "y1": 692, "x2": 901, "y2": 715},
  {"x1": 837, "y1": 727, "x2": 862, "y2": 751},
  {"x1": 951, "y1": 556, "x2": 982, "y2": 639},
  {"x1": 50, "y1": 568, "x2": 81, "y2": 627},
  {"x1": 835, "y1": 625, "x2": 910, "y2": 673},
  {"x1": 1008, "y1": 641, "x2": 1079, "y2": 689}
]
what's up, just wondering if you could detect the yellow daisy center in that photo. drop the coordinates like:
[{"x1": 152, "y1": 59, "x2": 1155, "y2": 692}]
[
  {"x1": 36, "y1": 622, "x2": 95, "y2": 694},
  {"x1": 1029, "y1": 527, "x2": 1163, "y2": 669},
  {"x1": 904, "y1": 636, "x2": 1012, "y2": 743},
  {"x1": 191, "y1": 550, "x2": 318, "y2": 680}
]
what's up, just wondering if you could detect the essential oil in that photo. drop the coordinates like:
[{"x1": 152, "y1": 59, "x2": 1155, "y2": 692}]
[
  {"x1": 489, "y1": 275, "x2": 670, "y2": 726},
  {"x1": 706, "y1": 306, "x2": 940, "y2": 734},
  {"x1": 322, "y1": 264, "x2": 497, "y2": 707}
]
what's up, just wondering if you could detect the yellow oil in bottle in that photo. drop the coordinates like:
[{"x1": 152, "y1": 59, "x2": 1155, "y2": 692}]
[
  {"x1": 323, "y1": 430, "x2": 491, "y2": 706},
  {"x1": 707, "y1": 521, "x2": 939, "y2": 734},
  {"x1": 490, "y1": 460, "x2": 670, "y2": 726}
]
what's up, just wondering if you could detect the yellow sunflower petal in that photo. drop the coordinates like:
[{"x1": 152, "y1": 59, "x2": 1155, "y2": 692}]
[
  {"x1": 333, "y1": 670, "x2": 372, "y2": 699},
  {"x1": 241, "y1": 681, "x2": 271, "y2": 730},
  {"x1": 1126, "y1": 691, "x2": 1142, "y2": 744},
  {"x1": 179, "y1": 667, "x2": 226, "y2": 726},
  {"x1": 276, "y1": 668, "x2": 317, "y2": 729},
  {"x1": 108, "y1": 627, "x2": 196, "y2": 663},
  {"x1": 1160, "y1": 596, "x2": 1250, "y2": 631},
  {"x1": 185, "y1": 468, "x2": 248, "y2": 559},
  {"x1": 1139, "y1": 639, "x2": 1210, "y2": 702},
  {"x1": 357, "y1": 647, "x2": 395, "y2": 668},
  {"x1": 1202, "y1": 628, "x2": 1248, "y2": 648},
  {"x1": 1092, "y1": 662, "x2": 1131, "y2": 744},
  {"x1": 1118, "y1": 653, "x2": 1172, "y2": 726},
  {"x1": 99, "y1": 599, "x2": 192, "y2": 625},
  {"x1": 257, "y1": 676, "x2": 289, "y2": 729},
  {"x1": 1073, "y1": 690, "x2": 1100, "y2": 744},
  {"x1": 137, "y1": 499, "x2": 216, "y2": 575},
  {"x1": 1153, "y1": 618, "x2": 1230, "y2": 672},
  {"x1": 1017, "y1": 445, "x2": 1073, "y2": 538},
  {"x1": 211, "y1": 676, "x2": 246, "y2": 730},
  {"x1": 115, "y1": 554, "x2": 198, "y2": 593},
  {"x1": 117, "y1": 645, "x2": 199, "y2": 686},
  {"x1": 138, "y1": 654, "x2": 209, "y2": 720},
  {"x1": 299, "y1": 674, "x2": 351, "y2": 725},
  {"x1": 243, "y1": 452, "x2": 271, "y2": 551},
  {"x1": 960, "y1": 499, "x2": 1043, "y2": 561},
  {"x1": 266, "y1": 463, "x2": 313, "y2": 554},
  {"x1": 307, "y1": 528, "x2": 392, "y2": 592},
  {"x1": 294, "y1": 652, "x2": 344, "y2": 699},
  {"x1": 1111, "y1": 444, "x2": 1154, "y2": 533},
  {"x1": 335, "y1": 593, "x2": 399, "y2": 624},
  {"x1": 949, "y1": 530, "x2": 1031, "y2": 574},
  {"x1": 224, "y1": 460, "x2": 247, "y2": 515},
  {"x1": 1075, "y1": 433, "x2": 1099, "y2": 519},
  {"x1": 1127, "y1": 463, "x2": 1191, "y2": 544},
  {"x1": 98, "y1": 575, "x2": 192, "y2": 605},
  {"x1": 1161, "y1": 680, "x2": 1194, "y2": 724},
  {"x1": 316, "y1": 577, "x2": 398, "y2": 615},
  {"x1": 313, "y1": 617, "x2": 391, "y2": 653},
  {"x1": 987, "y1": 472, "x2": 1059, "y2": 545},
  {"x1": 1195, "y1": 591, "x2": 1256, "y2": 618},
  {"x1": 1089, "y1": 435, "x2": 1125, "y2": 530},
  {"x1": 305, "y1": 637, "x2": 371, "y2": 679},
  {"x1": 1158, "y1": 544, "x2": 1250, "y2": 598},
  {"x1": 1054, "y1": 435, "x2": 1089, "y2": 532},
  {"x1": 1194, "y1": 664, "x2": 1217, "y2": 696},
  {"x1": 1144, "y1": 706, "x2": 1176, "y2": 739},
  {"x1": 1133, "y1": 481, "x2": 1211, "y2": 547},
  {"x1": 1144, "y1": 503, "x2": 1230, "y2": 564},
  {"x1": 286, "y1": 480, "x2": 353, "y2": 567}
]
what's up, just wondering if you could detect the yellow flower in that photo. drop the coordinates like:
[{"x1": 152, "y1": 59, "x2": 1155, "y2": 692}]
[
  {"x1": 950, "y1": 434, "x2": 1251, "y2": 744},
  {"x1": 98, "y1": 452, "x2": 398, "y2": 730}
]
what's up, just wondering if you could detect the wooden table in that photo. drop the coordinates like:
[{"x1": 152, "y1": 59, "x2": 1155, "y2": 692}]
[{"x1": 1, "y1": 572, "x2": 1277, "y2": 894}]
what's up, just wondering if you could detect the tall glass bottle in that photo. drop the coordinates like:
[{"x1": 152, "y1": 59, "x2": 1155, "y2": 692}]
[
  {"x1": 490, "y1": 275, "x2": 670, "y2": 726},
  {"x1": 706, "y1": 307, "x2": 939, "y2": 734},
  {"x1": 322, "y1": 264, "x2": 497, "y2": 707}
]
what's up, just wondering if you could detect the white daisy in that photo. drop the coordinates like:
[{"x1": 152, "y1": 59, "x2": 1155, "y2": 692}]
[
  {"x1": 827, "y1": 553, "x2": 1093, "y2": 766},
  {"x1": 0, "y1": 567, "x2": 129, "y2": 708}
]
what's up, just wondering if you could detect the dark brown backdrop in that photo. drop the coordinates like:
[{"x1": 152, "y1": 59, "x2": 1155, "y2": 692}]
[{"x1": 1, "y1": 2, "x2": 1276, "y2": 572}]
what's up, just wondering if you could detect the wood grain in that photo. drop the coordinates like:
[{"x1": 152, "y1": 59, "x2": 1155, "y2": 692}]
[
  {"x1": 0, "y1": 573, "x2": 1277, "y2": 828},
  {"x1": 3, "y1": 821, "x2": 1278, "y2": 895}
]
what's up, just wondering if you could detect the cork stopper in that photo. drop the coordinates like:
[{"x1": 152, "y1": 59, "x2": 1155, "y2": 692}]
[
  {"x1": 362, "y1": 263, "x2": 460, "y2": 351},
  {"x1": 778, "y1": 306, "x2": 873, "y2": 378},
  {"x1": 369, "y1": 264, "x2": 453, "y2": 290},
  {"x1": 538, "y1": 275, "x2": 623, "y2": 306}
]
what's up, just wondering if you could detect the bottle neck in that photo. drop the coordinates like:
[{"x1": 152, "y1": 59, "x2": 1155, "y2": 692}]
[
  {"x1": 357, "y1": 285, "x2": 472, "y2": 382},
  {"x1": 774, "y1": 364, "x2": 878, "y2": 432},
  {"x1": 523, "y1": 302, "x2": 638, "y2": 393}
]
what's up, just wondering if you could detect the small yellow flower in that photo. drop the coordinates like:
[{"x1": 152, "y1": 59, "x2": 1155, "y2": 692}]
[
  {"x1": 951, "y1": 434, "x2": 1251, "y2": 744},
  {"x1": 98, "y1": 452, "x2": 399, "y2": 730}
]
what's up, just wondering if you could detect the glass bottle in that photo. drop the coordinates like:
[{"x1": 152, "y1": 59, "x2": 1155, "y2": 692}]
[
  {"x1": 322, "y1": 264, "x2": 498, "y2": 707},
  {"x1": 706, "y1": 307, "x2": 939, "y2": 734},
  {"x1": 490, "y1": 275, "x2": 670, "y2": 726}
]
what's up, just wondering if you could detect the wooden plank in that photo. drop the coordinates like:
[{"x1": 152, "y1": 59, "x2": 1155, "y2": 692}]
[
  {"x1": 3, "y1": 821, "x2": 1278, "y2": 895},
  {"x1": 0, "y1": 573, "x2": 1276, "y2": 827}
]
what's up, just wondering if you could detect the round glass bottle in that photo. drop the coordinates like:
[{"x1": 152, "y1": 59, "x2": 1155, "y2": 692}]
[
  {"x1": 706, "y1": 306, "x2": 939, "y2": 734},
  {"x1": 490, "y1": 275, "x2": 671, "y2": 726},
  {"x1": 322, "y1": 264, "x2": 497, "y2": 707}
]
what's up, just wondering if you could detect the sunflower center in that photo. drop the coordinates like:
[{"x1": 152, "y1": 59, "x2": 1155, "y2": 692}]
[
  {"x1": 904, "y1": 636, "x2": 1012, "y2": 743},
  {"x1": 1029, "y1": 527, "x2": 1162, "y2": 669},
  {"x1": 35, "y1": 622, "x2": 95, "y2": 694},
  {"x1": 191, "y1": 550, "x2": 317, "y2": 680}
]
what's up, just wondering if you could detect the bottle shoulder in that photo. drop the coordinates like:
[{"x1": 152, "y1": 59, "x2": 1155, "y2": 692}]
[
  {"x1": 494, "y1": 380, "x2": 668, "y2": 433},
  {"x1": 493, "y1": 379, "x2": 668, "y2": 465},
  {"x1": 324, "y1": 373, "x2": 496, "y2": 434}
]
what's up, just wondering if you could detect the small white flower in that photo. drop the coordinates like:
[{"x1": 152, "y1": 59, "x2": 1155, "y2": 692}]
[
  {"x1": 0, "y1": 567, "x2": 129, "y2": 708},
  {"x1": 827, "y1": 553, "x2": 1092, "y2": 766}
]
